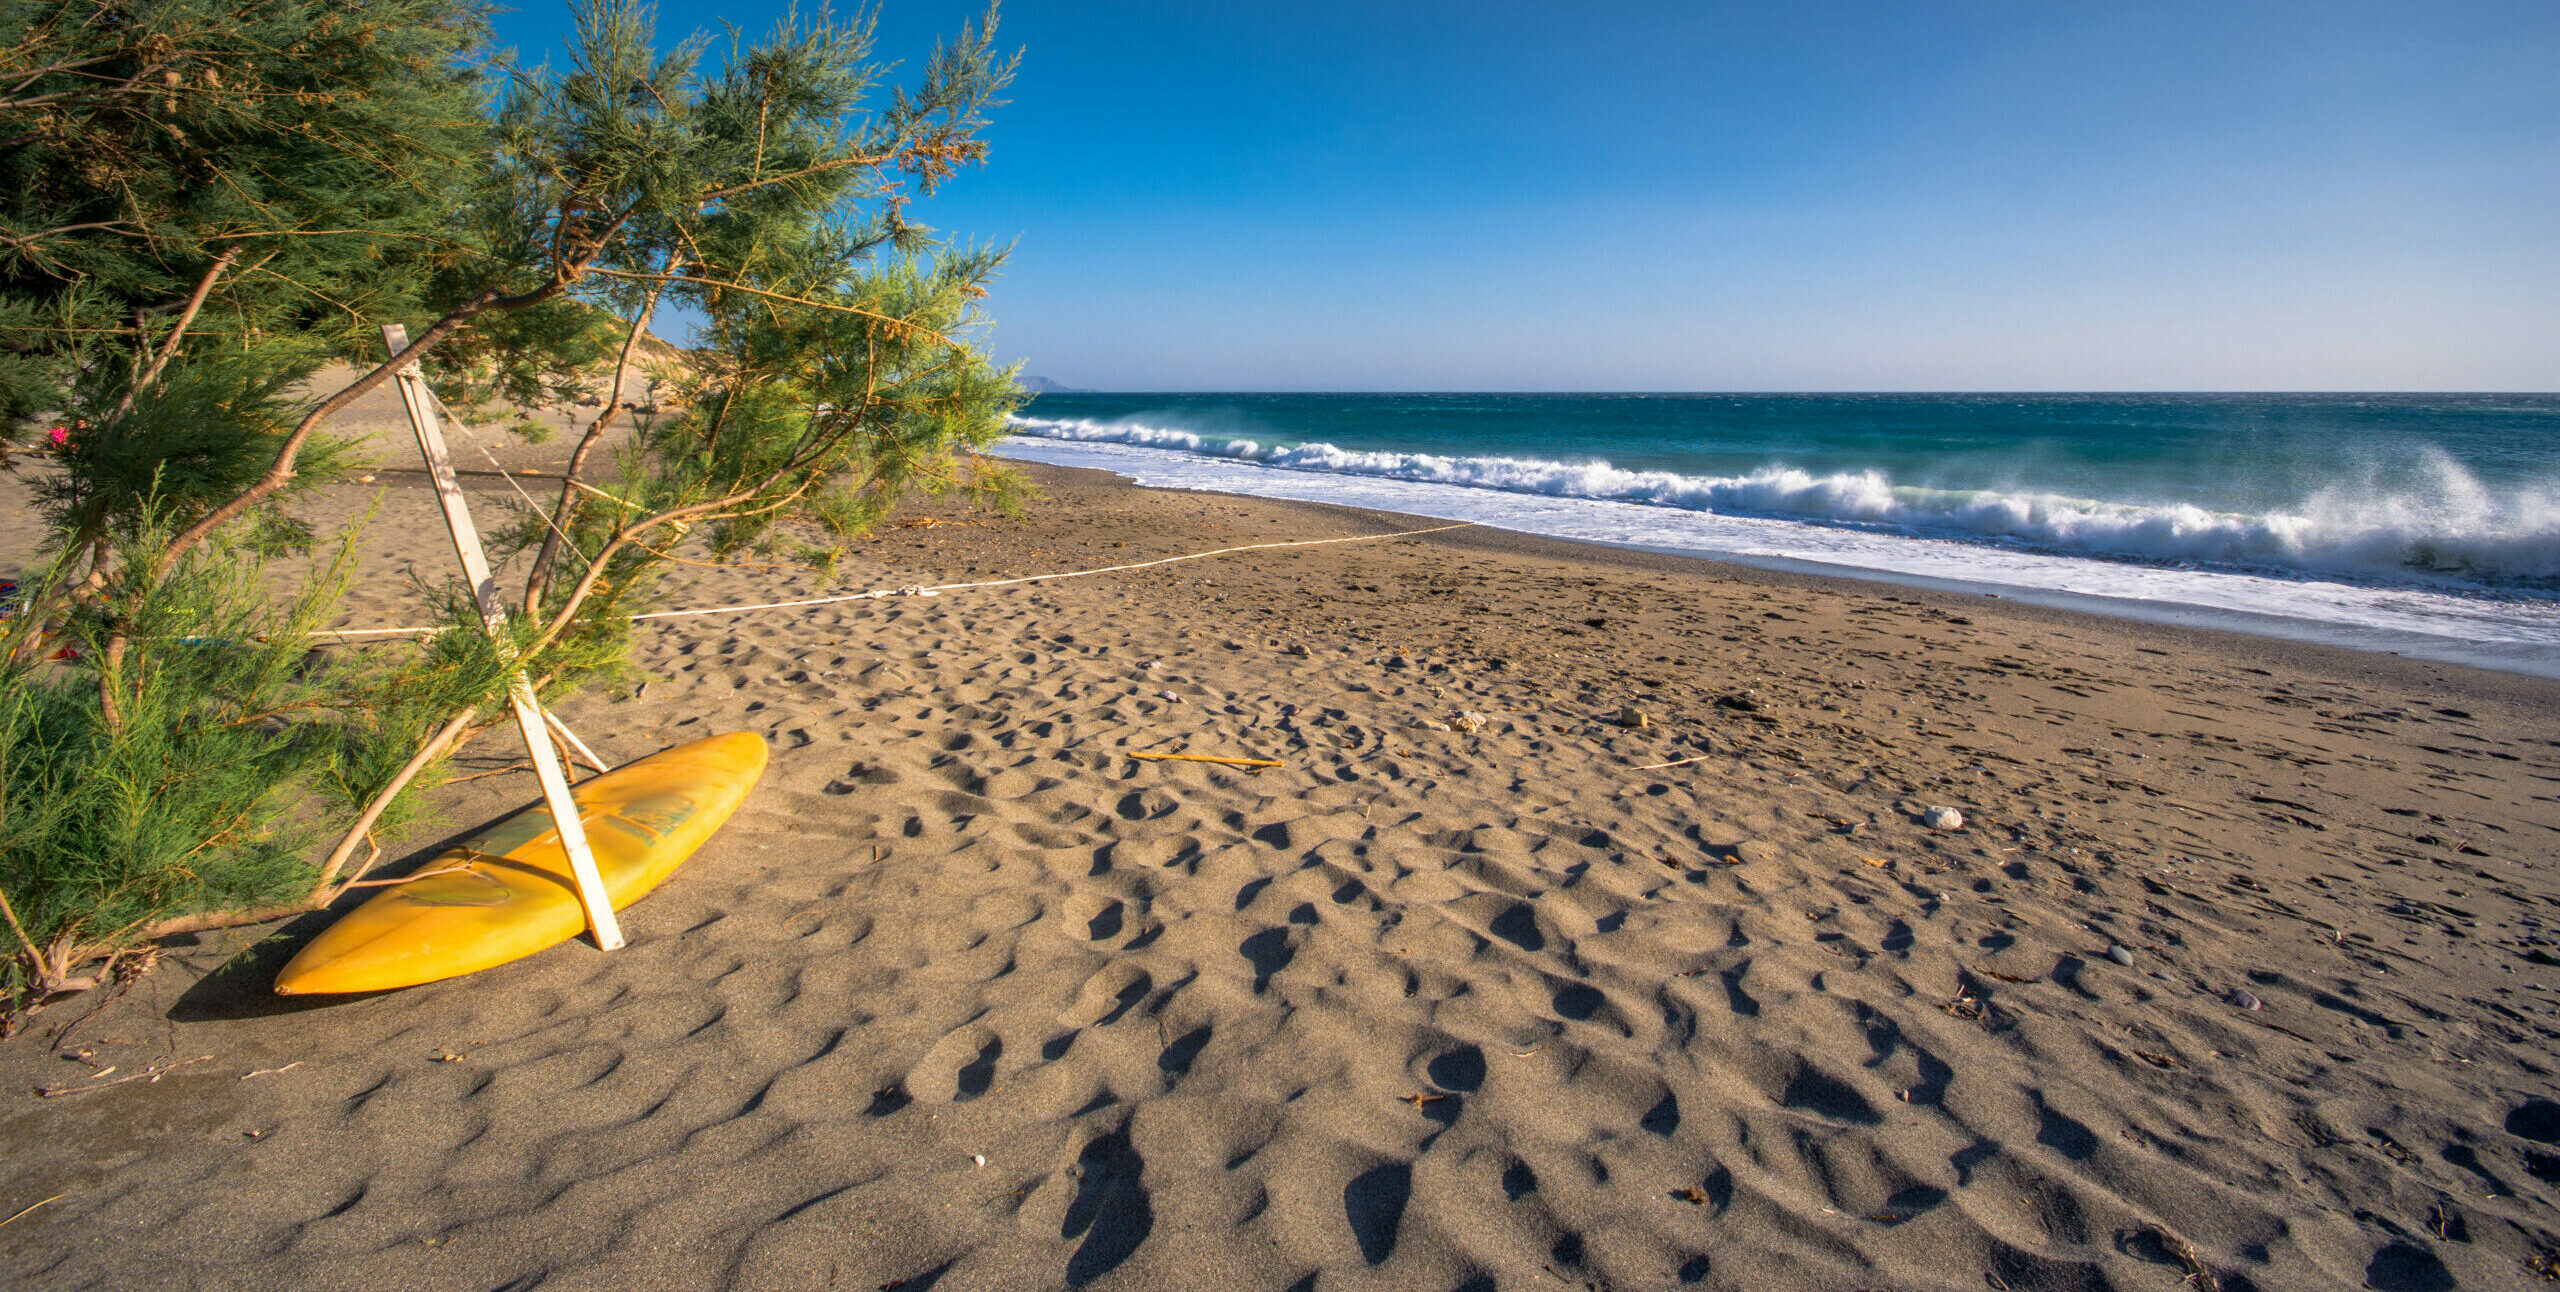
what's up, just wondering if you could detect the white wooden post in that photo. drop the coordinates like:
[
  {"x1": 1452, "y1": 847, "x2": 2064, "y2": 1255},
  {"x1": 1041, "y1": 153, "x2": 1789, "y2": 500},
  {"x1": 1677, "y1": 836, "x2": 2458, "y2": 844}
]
[{"x1": 382, "y1": 325, "x2": 625, "y2": 951}]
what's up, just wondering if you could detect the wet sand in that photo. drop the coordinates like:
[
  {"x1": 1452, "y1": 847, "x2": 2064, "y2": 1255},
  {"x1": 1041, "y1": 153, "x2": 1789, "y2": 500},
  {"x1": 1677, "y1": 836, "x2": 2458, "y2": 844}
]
[{"x1": 3, "y1": 416, "x2": 2559, "y2": 1289}]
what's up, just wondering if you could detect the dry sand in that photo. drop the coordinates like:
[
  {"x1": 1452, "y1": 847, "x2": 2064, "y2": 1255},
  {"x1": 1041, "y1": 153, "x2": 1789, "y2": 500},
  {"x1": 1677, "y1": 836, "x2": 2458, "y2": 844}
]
[{"x1": 4, "y1": 394, "x2": 2559, "y2": 1290}]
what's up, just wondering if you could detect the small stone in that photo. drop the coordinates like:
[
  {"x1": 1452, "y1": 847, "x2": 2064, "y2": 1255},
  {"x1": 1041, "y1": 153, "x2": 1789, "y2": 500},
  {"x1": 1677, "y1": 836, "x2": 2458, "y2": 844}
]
[
  {"x1": 355, "y1": 474, "x2": 376, "y2": 484},
  {"x1": 1615, "y1": 705, "x2": 1650, "y2": 730},
  {"x1": 2107, "y1": 944, "x2": 2135, "y2": 966},
  {"x1": 2227, "y1": 989, "x2": 2263, "y2": 1010},
  {"x1": 1450, "y1": 710, "x2": 1487, "y2": 734},
  {"x1": 1921, "y1": 806, "x2": 1964, "y2": 832},
  {"x1": 971, "y1": 1153, "x2": 987, "y2": 1168}
]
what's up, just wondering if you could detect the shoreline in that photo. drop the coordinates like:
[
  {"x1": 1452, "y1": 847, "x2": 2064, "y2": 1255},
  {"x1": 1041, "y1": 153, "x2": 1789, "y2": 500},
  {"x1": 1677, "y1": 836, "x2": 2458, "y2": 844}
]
[
  {"x1": 1002, "y1": 459, "x2": 2560, "y2": 709},
  {"x1": 997, "y1": 434, "x2": 2560, "y2": 681},
  {"x1": 5, "y1": 454, "x2": 2558, "y2": 1290}
]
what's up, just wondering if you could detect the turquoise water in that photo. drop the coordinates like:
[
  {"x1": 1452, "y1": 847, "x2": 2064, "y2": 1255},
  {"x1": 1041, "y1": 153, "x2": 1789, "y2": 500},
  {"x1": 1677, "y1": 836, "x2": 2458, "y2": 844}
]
[
  {"x1": 1003, "y1": 393, "x2": 2560, "y2": 671},
  {"x1": 1015, "y1": 393, "x2": 2560, "y2": 587}
]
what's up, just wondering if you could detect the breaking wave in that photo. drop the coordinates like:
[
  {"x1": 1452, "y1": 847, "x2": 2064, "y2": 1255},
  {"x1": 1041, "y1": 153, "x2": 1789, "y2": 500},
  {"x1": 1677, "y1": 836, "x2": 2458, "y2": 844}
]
[{"x1": 1009, "y1": 414, "x2": 2560, "y2": 588}]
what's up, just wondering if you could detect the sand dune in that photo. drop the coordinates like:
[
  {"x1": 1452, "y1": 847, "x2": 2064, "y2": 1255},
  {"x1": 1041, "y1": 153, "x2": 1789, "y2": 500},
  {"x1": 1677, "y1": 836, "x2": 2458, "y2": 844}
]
[{"x1": 4, "y1": 452, "x2": 2559, "y2": 1291}]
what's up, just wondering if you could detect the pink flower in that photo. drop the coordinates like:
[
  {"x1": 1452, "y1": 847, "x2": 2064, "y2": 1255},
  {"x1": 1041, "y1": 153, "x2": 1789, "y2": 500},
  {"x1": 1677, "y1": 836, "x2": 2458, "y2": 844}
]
[{"x1": 46, "y1": 425, "x2": 69, "y2": 447}]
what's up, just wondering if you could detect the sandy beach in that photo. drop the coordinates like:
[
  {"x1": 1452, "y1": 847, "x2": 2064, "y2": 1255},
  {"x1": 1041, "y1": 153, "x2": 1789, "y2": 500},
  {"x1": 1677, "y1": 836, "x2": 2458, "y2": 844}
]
[{"x1": 3, "y1": 399, "x2": 2558, "y2": 1289}]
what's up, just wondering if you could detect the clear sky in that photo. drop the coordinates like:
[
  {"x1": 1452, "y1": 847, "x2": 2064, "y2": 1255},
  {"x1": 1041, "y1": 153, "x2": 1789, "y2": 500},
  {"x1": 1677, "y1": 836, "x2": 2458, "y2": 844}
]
[{"x1": 490, "y1": 2, "x2": 2560, "y2": 391}]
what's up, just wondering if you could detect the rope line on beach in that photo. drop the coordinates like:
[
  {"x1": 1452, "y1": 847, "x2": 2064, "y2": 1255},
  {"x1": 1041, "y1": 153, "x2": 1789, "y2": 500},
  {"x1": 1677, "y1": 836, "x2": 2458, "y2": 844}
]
[
  {"x1": 431, "y1": 386, "x2": 596, "y2": 571},
  {"x1": 319, "y1": 521, "x2": 1477, "y2": 639}
]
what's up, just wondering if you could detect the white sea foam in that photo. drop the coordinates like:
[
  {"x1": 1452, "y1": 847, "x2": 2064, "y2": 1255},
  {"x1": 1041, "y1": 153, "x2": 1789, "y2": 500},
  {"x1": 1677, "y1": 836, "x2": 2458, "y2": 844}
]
[{"x1": 1010, "y1": 415, "x2": 2560, "y2": 586}]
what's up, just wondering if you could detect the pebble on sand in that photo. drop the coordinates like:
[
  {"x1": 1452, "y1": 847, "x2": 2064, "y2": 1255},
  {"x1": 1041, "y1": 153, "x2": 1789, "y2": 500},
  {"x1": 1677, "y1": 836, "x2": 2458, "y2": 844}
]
[
  {"x1": 2108, "y1": 944, "x2": 2135, "y2": 966},
  {"x1": 1615, "y1": 705, "x2": 1651, "y2": 730},
  {"x1": 1922, "y1": 805, "x2": 1965, "y2": 831}
]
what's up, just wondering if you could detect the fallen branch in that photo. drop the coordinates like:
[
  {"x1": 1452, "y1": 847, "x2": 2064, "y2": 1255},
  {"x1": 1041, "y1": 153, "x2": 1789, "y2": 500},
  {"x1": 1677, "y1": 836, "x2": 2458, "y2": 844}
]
[
  {"x1": 1634, "y1": 753, "x2": 1713, "y2": 771},
  {"x1": 444, "y1": 761, "x2": 534, "y2": 785},
  {"x1": 36, "y1": 1054, "x2": 212, "y2": 1096},
  {"x1": 2134, "y1": 1224, "x2": 2221, "y2": 1292},
  {"x1": 336, "y1": 862, "x2": 476, "y2": 890},
  {"x1": 312, "y1": 707, "x2": 479, "y2": 896},
  {"x1": 1129, "y1": 751, "x2": 1283, "y2": 769}
]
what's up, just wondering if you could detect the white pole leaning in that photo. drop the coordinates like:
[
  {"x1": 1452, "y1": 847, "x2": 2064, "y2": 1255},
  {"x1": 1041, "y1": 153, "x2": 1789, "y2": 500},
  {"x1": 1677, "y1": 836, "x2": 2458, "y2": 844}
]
[{"x1": 381, "y1": 325, "x2": 625, "y2": 951}]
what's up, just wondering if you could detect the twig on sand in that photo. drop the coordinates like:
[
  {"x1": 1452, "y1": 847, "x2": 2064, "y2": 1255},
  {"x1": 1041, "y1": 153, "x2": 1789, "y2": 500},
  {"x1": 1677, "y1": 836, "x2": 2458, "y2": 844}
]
[
  {"x1": 444, "y1": 761, "x2": 535, "y2": 785},
  {"x1": 240, "y1": 1062, "x2": 302, "y2": 1079},
  {"x1": 1634, "y1": 753, "x2": 1713, "y2": 771},
  {"x1": 2137, "y1": 1225, "x2": 2221, "y2": 1291},
  {"x1": 1129, "y1": 752, "x2": 1284, "y2": 770},
  {"x1": 0, "y1": 1194, "x2": 64, "y2": 1229},
  {"x1": 36, "y1": 1054, "x2": 212, "y2": 1096},
  {"x1": 336, "y1": 863, "x2": 477, "y2": 890}
]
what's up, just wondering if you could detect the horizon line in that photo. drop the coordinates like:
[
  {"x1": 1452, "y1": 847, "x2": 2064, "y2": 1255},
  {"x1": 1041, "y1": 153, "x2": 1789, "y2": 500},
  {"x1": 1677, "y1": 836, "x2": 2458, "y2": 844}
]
[{"x1": 1017, "y1": 388, "x2": 2560, "y2": 398}]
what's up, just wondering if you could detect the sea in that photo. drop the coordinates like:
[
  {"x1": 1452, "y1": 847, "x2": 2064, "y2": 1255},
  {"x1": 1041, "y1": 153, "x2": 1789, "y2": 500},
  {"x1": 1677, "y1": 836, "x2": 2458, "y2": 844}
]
[{"x1": 1001, "y1": 393, "x2": 2560, "y2": 678}]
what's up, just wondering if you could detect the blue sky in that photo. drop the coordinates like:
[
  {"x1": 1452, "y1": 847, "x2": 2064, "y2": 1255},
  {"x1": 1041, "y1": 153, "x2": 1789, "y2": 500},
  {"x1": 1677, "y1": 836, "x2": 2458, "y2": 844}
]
[{"x1": 492, "y1": 2, "x2": 2560, "y2": 391}]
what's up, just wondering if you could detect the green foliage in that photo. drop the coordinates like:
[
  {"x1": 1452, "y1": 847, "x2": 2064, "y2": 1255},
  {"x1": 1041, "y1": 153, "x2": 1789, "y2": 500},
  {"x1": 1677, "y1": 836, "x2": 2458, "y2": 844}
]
[
  {"x1": 0, "y1": 517, "x2": 514, "y2": 1000},
  {"x1": 35, "y1": 357, "x2": 355, "y2": 551},
  {"x1": 473, "y1": 0, "x2": 1028, "y2": 651},
  {"x1": 0, "y1": 0, "x2": 1030, "y2": 1005},
  {"x1": 0, "y1": 0, "x2": 497, "y2": 432},
  {"x1": 422, "y1": 299, "x2": 624, "y2": 422}
]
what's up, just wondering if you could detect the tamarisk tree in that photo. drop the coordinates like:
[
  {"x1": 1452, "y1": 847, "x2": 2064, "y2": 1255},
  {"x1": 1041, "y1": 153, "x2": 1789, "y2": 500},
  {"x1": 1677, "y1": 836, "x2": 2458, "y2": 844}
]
[
  {"x1": 0, "y1": 0, "x2": 1023, "y2": 1005},
  {"x1": 1, "y1": 0, "x2": 500, "y2": 546}
]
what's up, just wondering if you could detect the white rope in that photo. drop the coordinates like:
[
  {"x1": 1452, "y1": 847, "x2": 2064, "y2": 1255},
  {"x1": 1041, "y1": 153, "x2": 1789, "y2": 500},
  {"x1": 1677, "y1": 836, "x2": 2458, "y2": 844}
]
[
  {"x1": 318, "y1": 521, "x2": 1476, "y2": 639},
  {"x1": 428, "y1": 387, "x2": 594, "y2": 571}
]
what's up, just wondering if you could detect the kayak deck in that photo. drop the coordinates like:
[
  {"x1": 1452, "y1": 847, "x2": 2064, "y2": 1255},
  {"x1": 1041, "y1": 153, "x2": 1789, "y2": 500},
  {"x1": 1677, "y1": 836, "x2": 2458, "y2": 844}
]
[{"x1": 274, "y1": 731, "x2": 767, "y2": 994}]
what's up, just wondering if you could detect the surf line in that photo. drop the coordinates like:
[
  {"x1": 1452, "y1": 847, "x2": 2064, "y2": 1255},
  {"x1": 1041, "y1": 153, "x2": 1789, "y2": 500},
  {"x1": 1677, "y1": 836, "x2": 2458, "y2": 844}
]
[{"x1": 320, "y1": 521, "x2": 1477, "y2": 638}]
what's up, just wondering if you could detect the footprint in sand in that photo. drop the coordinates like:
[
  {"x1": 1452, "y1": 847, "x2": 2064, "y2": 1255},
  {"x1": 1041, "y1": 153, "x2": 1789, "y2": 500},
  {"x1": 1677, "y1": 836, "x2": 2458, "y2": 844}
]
[
  {"x1": 908, "y1": 1025, "x2": 1003, "y2": 1102},
  {"x1": 1156, "y1": 1025, "x2": 1211, "y2": 1083},
  {"x1": 1343, "y1": 1161, "x2": 1412, "y2": 1266},
  {"x1": 1059, "y1": 962, "x2": 1151, "y2": 1029},
  {"x1": 1061, "y1": 1127, "x2": 1154, "y2": 1287},
  {"x1": 1239, "y1": 927, "x2": 1296, "y2": 993},
  {"x1": 1060, "y1": 891, "x2": 1126, "y2": 941}
]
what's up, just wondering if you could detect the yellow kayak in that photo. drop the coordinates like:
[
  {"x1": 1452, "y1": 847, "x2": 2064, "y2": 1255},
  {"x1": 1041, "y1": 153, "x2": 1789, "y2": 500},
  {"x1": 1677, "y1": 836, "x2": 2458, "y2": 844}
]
[{"x1": 275, "y1": 731, "x2": 768, "y2": 995}]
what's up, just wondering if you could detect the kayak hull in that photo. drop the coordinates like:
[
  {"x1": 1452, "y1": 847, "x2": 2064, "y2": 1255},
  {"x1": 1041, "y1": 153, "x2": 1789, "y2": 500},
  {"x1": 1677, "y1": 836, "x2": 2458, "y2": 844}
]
[{"x1": 274, "y1": 731, "x2": 768, "y2": 995}]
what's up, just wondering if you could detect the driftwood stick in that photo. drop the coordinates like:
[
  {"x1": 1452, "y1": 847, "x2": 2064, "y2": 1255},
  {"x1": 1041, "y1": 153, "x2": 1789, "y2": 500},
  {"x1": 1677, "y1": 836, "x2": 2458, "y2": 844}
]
[
  {"x1": 1128, "y1": 751, "x2": 1284, "y2": 769},
  {"x1": 36, "y1": 1054, "x2": 213, "y2": 1096},
  {"x1": 1633, "y1": 753, "x2": 1714, "y2": 771}
]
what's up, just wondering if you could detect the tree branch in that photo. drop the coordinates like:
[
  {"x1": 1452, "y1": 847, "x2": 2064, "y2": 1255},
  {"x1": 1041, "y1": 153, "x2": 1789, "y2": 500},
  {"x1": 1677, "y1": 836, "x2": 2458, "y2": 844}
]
[
  {"x1": 694, "y1": 147, "x2": 897, "y2": 202},
  {"x1": 310, "y1": 707, "x2": 481, "y2": 896},
  {"x1": 524, "y1": 258, "x2": 670, "y2": 614},
  {"x1": 148, "y1": 264, "x2": 582, "y2": 577},
  {"x1": 111, "y1": 243, "x2": 241, "y2": 420},
  {"x1": 588, "y1": 266, "x2": 957, "y2": 346}
]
